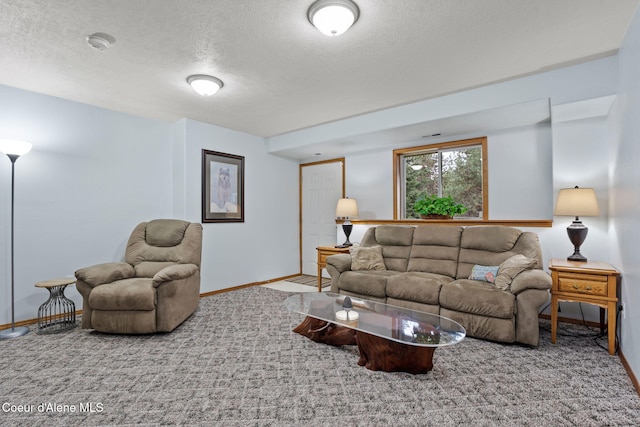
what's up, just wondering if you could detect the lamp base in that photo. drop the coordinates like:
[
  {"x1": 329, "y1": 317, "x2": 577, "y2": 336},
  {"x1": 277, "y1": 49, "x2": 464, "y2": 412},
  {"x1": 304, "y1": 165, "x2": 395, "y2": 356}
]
[
  {"x1": 566, "y1": 219, "x2": 588, "y2": 262},
  {"x1": 567, "y1": 252, "x2": 588, "y2": 262},
  {"x1": 0, "y1": 326, "x2": 29, "y2": 339},
  {"x1": 340, "y1": 222, "x2": 353, "y2": 247}
]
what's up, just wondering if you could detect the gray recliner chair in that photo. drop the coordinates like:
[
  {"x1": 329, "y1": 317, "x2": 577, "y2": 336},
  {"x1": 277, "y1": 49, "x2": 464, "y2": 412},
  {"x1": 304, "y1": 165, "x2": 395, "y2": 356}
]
[{"x1": 75, "y1": 219, "x2": 203, "y2": 334}]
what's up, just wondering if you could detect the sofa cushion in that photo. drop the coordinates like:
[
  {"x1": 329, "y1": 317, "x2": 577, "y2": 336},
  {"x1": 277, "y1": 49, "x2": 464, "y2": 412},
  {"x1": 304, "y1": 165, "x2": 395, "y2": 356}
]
[
  {"x1": 135, "y1": 261, "x2": 178, "y2": 278},
  {"x1": 374, "y1": 225, "x2": 415, "y2": 246},
  {"x1": 495, "y1": 254, "x2": 537, "y2": 291},
  {"x1": 371, "y1": 226, "x2": 414, "y2": 271},
  {"x1": 88, "y1": 278, "x2": 156, "y2": 311},
  {"x1": 440, "y1": 280, "x2": 515, "y2": 319},
  {"x1": 460, "y1": 226, "x2": 522, "y2": 252},
  {"x1": 440, "y1": 308, "x2": 516, "y2": 343},
  {"x1": 386, "y1": 272, "x2": 452, "y2": 305},
  {"x1": 350, "y1": 246, "x2": 386, "y2": 271},
  {"x1": 407, "y1": 225, "x2": 462, "y2": 277},
  {"x1": 146, "y1": 219, "x2": 190, "y2": 247},
  {"x1": 338, "y1": 270, "x2": 397, "y2": 298},
  {"x1": 456, "y1": 226, "x2": 525, "y2": 279}
]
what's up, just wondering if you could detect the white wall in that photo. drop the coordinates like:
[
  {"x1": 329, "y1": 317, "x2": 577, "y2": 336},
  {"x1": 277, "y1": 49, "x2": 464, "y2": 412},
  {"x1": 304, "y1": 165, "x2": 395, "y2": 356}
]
[
  {"x1": 488, "y1": 124, "x2": 554, "y2": 220},
  {"x1": 180, "y1": 119, "x2": 300, "y2": 292},
  {"x1": 0, "y1": 85, "x2": 300, "y2": 326},
  {"x1": 608, "y1": 3, "x2": 640, "y2": 383},
  {"x1": 344, "y1": 123, "x2": 554, "y2": 221},
  {"x1": 551, "y1": 115, "x2": 610, "y2": 263},
  {"x1": 345, "y1": 150, "x2": 394, "y2": 219},
  {"x1": 0, "y1": 84, "x2": 174, "y2": 324}
]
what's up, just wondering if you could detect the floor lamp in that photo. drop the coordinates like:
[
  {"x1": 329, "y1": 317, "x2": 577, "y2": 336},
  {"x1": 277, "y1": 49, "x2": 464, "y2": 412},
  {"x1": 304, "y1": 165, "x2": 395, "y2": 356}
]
[{"x1": 0, "y1": 139, "x2": 32, "y2": 340}]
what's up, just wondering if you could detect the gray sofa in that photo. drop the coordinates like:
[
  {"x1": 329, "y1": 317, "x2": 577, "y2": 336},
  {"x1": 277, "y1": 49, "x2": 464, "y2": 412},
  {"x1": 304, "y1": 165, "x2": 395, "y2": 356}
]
[{"x1": 325, "y1": 225, "x2": 552, "y2": 346}]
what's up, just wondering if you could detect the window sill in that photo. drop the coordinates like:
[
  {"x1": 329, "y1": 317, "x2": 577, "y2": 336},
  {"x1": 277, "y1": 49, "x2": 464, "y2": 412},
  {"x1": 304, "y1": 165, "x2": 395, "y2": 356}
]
[{"x1": 336, "y1": 219, "x2": 552, "y2": 227}]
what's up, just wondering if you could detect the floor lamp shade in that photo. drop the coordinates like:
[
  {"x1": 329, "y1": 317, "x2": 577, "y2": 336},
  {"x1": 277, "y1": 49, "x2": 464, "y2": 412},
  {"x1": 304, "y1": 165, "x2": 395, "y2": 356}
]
[
  {"x1": 0, "y1": 139, "x2": 32, "y2": 339},
  {"x1": 0, "y1": 139, "x2": 32, "y2": 156},
  {"x1": 554, "y1": 186, "x2": 600, "y2": 262},
  {"x1": 336, "y1": 197, "x2": 358, "y2": 247}
]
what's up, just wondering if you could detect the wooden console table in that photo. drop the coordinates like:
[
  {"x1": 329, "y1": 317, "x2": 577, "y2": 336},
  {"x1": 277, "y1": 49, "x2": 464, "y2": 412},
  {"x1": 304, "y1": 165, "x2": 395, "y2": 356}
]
[
  {"x1": 316, "y1": 246, "x2": 350, "y2": 292},
  {"x1": 549, "y1": 258, "x2": 620, "y2": 355}
]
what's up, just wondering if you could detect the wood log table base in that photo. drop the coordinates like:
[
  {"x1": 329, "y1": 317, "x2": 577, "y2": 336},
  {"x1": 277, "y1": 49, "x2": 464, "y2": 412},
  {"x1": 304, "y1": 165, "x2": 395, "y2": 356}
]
[
  {"x1": 293, "y1": 317, "x2": 436, "y2": 374},
  {"x1": 292, "y1": 316, "x2": 357, "y2": 346}
]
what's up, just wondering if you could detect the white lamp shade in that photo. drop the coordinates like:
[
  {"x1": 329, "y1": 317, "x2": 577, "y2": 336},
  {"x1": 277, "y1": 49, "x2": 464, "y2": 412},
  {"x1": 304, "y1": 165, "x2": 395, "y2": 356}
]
[
  {"x1": 554, "y1": 187, "x2": 600, "y2": 217},
  {"x1": 0, "y1": 139, "x2": 32, "y2": 156},
  {"x1": 336, "y1": 198, "x2": 358, "y2": 218},
  {"x1": 187, "y1": 75, "x2": 223, "y2": 96},
  {"x1": 308, "y1": 0, "x2": 359, "y2": 36}
]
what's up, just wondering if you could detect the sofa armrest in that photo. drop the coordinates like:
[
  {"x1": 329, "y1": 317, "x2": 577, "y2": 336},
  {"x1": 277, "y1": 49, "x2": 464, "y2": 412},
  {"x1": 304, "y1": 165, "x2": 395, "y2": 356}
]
[
  {"x1": 152, "y1": 264, "x2": 199, "y2": 287},
  {"x1": 510, "y1": 269, "x2": 552, "y2": 294},
  {"x1": 75, "y1": 262, "x2": 135, "y2": 288},
  {"x1": 326, "y1": 254, "x2": 352, "y2": 274}
]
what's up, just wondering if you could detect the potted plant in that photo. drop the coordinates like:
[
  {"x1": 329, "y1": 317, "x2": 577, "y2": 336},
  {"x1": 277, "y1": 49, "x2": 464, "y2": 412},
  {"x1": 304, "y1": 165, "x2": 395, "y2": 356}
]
[{"x1": 413, "y1": 195, "x2": 467, "y2": 219}]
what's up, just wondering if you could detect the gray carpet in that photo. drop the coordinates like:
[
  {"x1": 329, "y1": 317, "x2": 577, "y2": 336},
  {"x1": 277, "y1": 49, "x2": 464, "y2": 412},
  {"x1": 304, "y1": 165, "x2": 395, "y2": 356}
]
[{"x1": 1, "y1": 286, "x2": 638, "y2": 426}]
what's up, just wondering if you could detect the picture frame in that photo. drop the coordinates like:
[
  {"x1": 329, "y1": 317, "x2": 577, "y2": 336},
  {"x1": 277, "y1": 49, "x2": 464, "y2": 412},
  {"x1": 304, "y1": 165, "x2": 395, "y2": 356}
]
[{"x1": 202, "y1": 149, "x2": 244, "y2": 223}]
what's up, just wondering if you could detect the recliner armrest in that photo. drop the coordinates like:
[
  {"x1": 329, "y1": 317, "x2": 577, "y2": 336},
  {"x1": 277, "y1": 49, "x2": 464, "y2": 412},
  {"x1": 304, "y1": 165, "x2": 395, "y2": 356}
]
[
  {"x1": 326, "y1": 254, "x2": 352, "y2": 274},
  {"x1": 152, "y1": 264, "x2": 199, "y2": 287},
  {"x1": 75, "y1": 262, "x2": 136, "y2": 288},
  {"x1": 510, "y1": 269, "x2": 552, "y2": 294}
]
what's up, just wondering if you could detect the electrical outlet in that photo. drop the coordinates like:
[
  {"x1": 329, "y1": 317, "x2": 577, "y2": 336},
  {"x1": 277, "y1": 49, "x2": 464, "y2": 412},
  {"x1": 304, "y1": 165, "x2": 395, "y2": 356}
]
[{"x1": 621, "y1": 302, "x2": 626, "y2": 319}]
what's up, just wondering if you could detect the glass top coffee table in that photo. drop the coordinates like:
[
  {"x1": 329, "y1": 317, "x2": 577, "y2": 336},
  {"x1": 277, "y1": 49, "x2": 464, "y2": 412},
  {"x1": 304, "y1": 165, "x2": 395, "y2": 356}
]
[{"x1": 285, "y1": 292, "x2": 466, "y2": 374}]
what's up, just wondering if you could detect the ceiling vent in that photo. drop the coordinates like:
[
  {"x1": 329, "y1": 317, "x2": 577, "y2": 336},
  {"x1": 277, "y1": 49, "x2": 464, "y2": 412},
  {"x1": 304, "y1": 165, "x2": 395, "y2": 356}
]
[{"x1": 86, "y1": 33, "x2": 116, "y2": 51}]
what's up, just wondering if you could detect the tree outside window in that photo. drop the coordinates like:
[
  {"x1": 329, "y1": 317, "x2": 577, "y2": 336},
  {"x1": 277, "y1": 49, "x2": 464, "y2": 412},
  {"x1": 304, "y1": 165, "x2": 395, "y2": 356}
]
[{"x1": 394, "y1": 137, "x2": 487, "y2": 220}]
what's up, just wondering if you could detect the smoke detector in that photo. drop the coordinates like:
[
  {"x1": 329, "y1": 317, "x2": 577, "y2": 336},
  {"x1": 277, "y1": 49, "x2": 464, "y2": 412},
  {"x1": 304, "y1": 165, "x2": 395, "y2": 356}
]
[{"x1": 86, "y1": 33, "x2": 116, "y2": 51}]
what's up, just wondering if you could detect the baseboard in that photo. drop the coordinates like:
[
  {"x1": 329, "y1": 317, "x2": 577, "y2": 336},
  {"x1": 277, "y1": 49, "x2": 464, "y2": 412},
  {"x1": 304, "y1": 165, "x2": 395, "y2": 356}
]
[
  {"x1": 619, "y1": 350, "x2": 640, "y2": 396},
  {"x1": 0, "y1": 272, "x2": 302, "y2": 330},
  {"x1": 199, "y1": 273, "x2": 301, "y2": 297},
  {"x1": 0, "y1": 310, "x2": 83, "y2": 330}
]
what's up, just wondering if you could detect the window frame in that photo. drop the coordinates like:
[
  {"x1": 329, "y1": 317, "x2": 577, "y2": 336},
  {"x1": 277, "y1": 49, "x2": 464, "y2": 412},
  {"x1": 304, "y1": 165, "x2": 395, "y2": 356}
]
[{"x1": 393, "y1": 136, "x2": 489, "y2": 220}]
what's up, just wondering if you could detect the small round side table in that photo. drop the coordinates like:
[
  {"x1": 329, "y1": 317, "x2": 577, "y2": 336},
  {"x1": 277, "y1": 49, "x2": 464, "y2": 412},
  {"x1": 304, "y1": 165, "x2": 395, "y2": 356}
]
[{"x1": 35, "y1": 278, "x2": 77, "y2": 334}]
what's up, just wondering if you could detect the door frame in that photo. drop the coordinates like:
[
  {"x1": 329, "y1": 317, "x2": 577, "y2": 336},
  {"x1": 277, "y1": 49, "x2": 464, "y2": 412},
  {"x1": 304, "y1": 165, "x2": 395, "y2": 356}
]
[{"x1": 299, "y1": 158, "x2": 345, "y2": 274}]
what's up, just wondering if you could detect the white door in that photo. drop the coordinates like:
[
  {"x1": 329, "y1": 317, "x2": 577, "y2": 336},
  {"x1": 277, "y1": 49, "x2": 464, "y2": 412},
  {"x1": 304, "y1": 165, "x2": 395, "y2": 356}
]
[{"x1": 301, "y1": 160, "x2": 344, "y2": 276}]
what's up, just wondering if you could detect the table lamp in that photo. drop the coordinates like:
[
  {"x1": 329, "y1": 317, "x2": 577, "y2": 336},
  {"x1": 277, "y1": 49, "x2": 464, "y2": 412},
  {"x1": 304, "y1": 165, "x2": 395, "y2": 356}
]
[
  {"x1": 554, "y1": 186, "x2": 600, "y2": 262},
  {"x1": 336, "y1": 197, "x2": 358, "y2": 247},
  {"x1": 0, "y1": 139, "x2": 32, "y2": 339}
]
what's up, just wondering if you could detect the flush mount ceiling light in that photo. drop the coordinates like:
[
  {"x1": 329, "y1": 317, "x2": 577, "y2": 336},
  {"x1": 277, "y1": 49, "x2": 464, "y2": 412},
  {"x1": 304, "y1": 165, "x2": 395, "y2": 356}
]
[
  {"x1": 308, "y1": 0, "x2": 359, "y2": 36},
  {"x1": 187, "y1": 75, "x2": 224, "y2": 96},
  {"x1": 86, "y1": 32, "x2": 116, "y2": 51}
]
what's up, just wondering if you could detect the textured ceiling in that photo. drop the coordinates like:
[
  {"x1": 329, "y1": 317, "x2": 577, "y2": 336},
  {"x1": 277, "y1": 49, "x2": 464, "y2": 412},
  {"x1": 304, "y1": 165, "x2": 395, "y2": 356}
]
[{"x1": 0, "y1": 0, "x2": 638, "y2": 138}]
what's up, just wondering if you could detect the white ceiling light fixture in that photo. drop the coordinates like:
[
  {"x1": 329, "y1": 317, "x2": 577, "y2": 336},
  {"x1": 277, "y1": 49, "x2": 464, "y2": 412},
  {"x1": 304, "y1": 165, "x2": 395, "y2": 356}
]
[
  {"x1": 308, "y1": 0, "x2": 360, "y2": 36},
  {"x1": 86, "y1": 33, "x2": 115, "y2": 51},
  {"x1": 187, "y1": 75, "x2": 224, "y2": 96}
]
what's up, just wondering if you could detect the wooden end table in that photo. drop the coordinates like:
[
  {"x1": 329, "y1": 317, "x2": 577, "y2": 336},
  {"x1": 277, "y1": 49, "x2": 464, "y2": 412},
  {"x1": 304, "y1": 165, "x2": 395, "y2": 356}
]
[
  {"x1": 549, "y1": 258, "x2": 620, "y2": 355},
  {"x1": 316, "y1": 246, "x2": 350, "y2": 291}
]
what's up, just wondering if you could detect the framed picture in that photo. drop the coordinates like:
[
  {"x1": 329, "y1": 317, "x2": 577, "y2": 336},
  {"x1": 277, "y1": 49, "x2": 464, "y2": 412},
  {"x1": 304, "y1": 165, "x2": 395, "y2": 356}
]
[{"x1": 202, "y1": 149, "x2": 244, "y2": 223}]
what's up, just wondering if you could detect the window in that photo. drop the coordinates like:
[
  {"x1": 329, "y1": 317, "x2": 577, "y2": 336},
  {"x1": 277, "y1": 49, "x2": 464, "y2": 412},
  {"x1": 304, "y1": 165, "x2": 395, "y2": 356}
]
[{"x1": 393, "y1": 137, "x2": 488, "y2": 220}]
